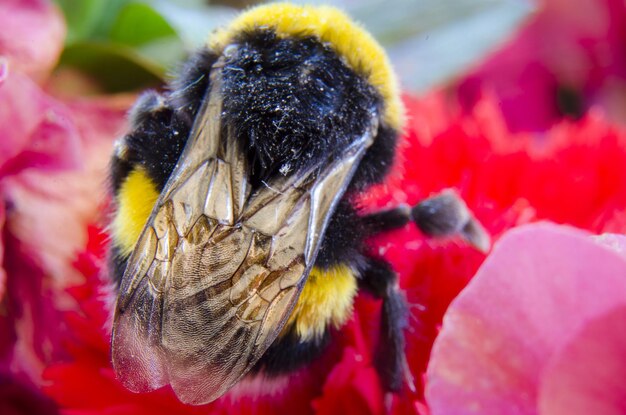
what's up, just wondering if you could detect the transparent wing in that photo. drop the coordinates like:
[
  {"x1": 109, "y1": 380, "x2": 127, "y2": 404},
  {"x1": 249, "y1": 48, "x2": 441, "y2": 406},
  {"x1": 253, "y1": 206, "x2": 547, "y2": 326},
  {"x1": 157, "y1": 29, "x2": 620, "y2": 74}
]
[{"x1": 111, "y1": 57, "x2": 377, "y2": 405}]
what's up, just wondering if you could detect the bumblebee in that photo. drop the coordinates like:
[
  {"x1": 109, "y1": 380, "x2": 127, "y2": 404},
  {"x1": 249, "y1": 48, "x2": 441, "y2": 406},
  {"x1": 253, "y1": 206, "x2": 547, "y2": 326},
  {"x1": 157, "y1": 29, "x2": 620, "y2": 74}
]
[{"x1": 108, "y1": 3, "x2": 489, "y2": 405}]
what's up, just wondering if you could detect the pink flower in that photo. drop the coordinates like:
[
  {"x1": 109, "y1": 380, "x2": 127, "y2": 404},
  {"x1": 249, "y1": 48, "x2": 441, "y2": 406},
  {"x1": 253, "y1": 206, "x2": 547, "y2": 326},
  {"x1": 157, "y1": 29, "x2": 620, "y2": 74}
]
[
  {"x1": 0, "y1": 0, "x2": 65, "y2": 82},
  {"x1": 0, "y1": 90, "x2": 130, "y2": 384},
  {"x1": 426, "y1": 223, "x2": 626, "y2": 414},
  {"x1": 456, "y1": 0, "x2": 626, "y2": 132},
  {"x1": 0, "y1": 0, "x2": 132, "y2": 387}
]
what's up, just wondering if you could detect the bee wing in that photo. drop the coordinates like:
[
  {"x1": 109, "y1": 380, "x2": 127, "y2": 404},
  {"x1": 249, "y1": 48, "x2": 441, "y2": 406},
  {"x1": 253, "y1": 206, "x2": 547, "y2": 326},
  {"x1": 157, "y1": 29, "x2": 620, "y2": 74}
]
[{"x1": 111, "y1": 59, "x2": 377, "y2": 405}]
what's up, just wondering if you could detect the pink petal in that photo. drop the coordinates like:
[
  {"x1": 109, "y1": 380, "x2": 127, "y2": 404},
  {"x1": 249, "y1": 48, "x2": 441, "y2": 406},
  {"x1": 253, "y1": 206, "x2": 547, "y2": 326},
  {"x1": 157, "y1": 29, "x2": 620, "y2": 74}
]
[
  {"x1": 425, "y1": 222, "x2": 626, "y2": 414},
  {"x1": 0, "y1": 0, "x2": 65, "y2": 82},
  {"x1": 0, "y1": 94, "x2": 131, "y2": 384},
  {"x1": 0, "y1": 69, "x2": 82, "y2": 177},
  {"x1": 538, "y1": 306, "x2": 626, "y2": 415},
  {"x1": 3, "y1": 94, "x2": 130, "y2": 297},
  {"x1": 0, "y1": 231, "x2": 64, "y2": 383},
  {"x1": 0, "y1": 203, "x2": 5, "y2": 300},
  {"x1": 456, "y1": 0, "x2": 626, "y2": 132},
  {"x1": 593, "y1": 233, "x2": 626, "y2": 260}
]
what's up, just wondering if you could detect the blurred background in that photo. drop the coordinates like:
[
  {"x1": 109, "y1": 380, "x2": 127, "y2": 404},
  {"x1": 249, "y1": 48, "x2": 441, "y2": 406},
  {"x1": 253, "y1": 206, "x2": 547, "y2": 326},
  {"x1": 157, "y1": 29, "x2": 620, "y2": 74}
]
[
  {"x1": 49, "y1": 0, "x2": 626, "y2": 133},
  {"x1": 52, "y1": 0, "x2": 532, "y2": 93}
]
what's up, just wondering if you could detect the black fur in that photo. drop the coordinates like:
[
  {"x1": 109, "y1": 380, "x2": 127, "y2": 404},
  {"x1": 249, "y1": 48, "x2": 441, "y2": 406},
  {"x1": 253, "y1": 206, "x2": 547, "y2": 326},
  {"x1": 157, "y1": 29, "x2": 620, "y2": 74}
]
[
  {"x1": 109, "y1": 91, "x2": 189, "y2": 192},
  {"x1": 315, "y1": 201, "x2": 367, "y2": 270},
  {"x1": 169, "y1": 49, "x2": 219, "y2": 123},
  {"x1": 252, "y1": 326, "x2": 331, "y2": 375},
  {"x1": 351, "y1": 124, "x2": 398, "y2": 191},
  {"x1": 109, "y1": 49, "x2": 218, "y2": 193},
  {"x1": 109, "y1": 151, "x2": 134, "y2": 195},
  {"x1": 107, "y1": 244, "x2": 129, "y2": 287},
  {"x1": 222, "y1": 29, "x2": 384, "y2": 190}
]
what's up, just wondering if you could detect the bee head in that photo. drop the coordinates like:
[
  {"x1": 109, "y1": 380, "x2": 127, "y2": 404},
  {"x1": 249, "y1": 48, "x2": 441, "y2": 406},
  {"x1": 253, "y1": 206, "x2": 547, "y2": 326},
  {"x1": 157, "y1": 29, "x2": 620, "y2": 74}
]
[{"x1": 210, "y1": 3, "x2": 404, "y2": 189}]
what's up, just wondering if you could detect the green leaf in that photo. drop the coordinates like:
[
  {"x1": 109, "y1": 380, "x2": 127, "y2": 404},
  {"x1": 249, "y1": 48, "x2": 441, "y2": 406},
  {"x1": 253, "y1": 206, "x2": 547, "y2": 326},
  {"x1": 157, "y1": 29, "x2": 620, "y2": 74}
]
[
  {"x1": 109, "y1": 2, "x2": 179, "y2": 46},
  {"x1": 58, "y1": 42, "x2": 164, "y2": 92},
  {"x1": 135, "y1": 37, "x2": 187, "y2": 72},
  {"x1": 55, "y1": 0, "x2": 130, "y2": 44},
  {"x1": 108, "y1": 1, "x2": 188, "y2": 72}
]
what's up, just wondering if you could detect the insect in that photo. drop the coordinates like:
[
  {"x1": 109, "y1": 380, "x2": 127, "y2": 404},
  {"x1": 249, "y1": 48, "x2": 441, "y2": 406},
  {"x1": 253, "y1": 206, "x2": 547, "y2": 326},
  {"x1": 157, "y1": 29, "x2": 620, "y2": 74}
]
[{"x1": 108, "y1": 3, "x2": 489, "y2": 405}]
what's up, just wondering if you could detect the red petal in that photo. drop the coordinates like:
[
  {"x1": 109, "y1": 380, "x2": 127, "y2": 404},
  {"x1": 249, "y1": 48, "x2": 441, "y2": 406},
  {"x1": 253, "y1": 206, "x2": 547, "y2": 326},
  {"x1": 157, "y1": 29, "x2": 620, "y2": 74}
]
[{"x1": 313, "y1": 347, "x2": 385, "y2": 415}]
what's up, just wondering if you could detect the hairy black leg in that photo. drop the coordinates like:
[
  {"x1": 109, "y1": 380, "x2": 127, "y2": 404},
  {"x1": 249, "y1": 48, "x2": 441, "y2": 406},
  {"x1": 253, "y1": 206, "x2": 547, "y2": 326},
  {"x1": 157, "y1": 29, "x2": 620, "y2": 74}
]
[
  {"x1": 362, "y1": 189, "x2": 490, "y2": 252},
  {"x1": 357, "y1": 189, "x2": 490, "y2": 394},
  {"x1": 360, "y1": 204, "x2": 411, "y2": 234},
  {"x1": 359, "y1": 257, "x2": 414, "y2": 393},
  {"x1": 110, "y1": 48, "x2": 217, "y2": 194},
  {"x1": 411, "y1": 189, "x2": 490, "y2": 252},
  {"x1": 110, "y1": 90, "x2": 190, "y2": 193}
]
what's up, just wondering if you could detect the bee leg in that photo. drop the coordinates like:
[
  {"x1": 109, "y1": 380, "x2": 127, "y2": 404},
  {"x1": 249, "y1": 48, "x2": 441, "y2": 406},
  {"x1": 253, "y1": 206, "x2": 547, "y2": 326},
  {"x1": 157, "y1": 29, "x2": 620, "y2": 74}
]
[
  {"x1": 358, "y1": 190, "x2": 489, "y2": 395},
  {"x1": 411, "y1": 189, "x2": 490, "y2": 252},
  {"x1": 110, "y1": 91, "x2": 186, "y2": 193},
  {"x1": 360, "y1": 204, "x2": 412, "y2": 233},
  {"x1": 359, "y1": 257, "x2": 415, "y2": 393},
  {"x1": 363, "y1": 189, "x2": 490, "y2": 252}
]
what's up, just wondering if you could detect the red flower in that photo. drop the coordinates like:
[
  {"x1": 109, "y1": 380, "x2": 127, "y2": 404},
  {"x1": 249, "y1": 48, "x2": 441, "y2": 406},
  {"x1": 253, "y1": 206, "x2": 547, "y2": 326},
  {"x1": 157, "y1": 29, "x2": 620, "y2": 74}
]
[
  {"x1": 426, "y1": 223, "x2": 626, "y2": 415},
  {"x1": 0, "y1": 374, "x2": 59, "y2": 415},
  {"x1": 42, "y1": 92, "x2": 626, "y2": 414}
]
